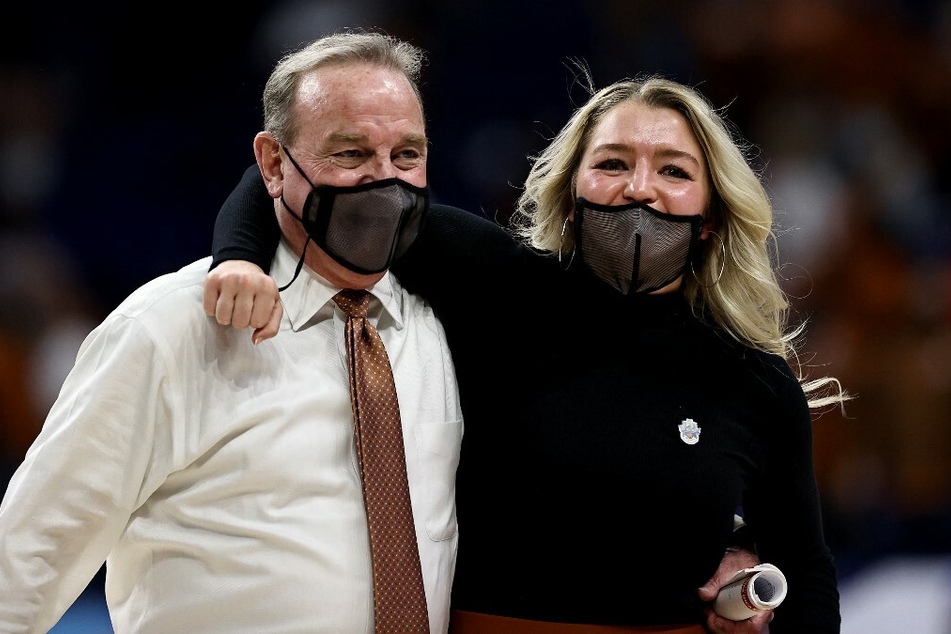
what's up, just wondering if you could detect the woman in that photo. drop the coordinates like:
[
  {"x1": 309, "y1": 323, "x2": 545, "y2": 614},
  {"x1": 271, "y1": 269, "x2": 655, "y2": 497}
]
[{"x1": 204, "y1": 74, "x2": 846, "y2": 633}]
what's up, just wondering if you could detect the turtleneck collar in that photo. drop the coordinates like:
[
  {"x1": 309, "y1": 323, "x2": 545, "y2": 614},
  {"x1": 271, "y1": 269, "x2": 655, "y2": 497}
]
[{"x1": 563, "y1": 261, "x2": 691, "y2": 320}]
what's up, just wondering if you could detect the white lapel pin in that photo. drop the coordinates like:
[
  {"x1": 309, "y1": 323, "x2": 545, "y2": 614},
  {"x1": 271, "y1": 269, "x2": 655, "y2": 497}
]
[{"x1": 678, "y1": 418, "x2": 701, "y2": 445}]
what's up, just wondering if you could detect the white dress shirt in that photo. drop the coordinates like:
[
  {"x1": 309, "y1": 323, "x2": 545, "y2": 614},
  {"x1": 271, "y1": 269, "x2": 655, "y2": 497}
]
[{"x1": 0, "y1": 240, "x2": 463, "y2": 633}]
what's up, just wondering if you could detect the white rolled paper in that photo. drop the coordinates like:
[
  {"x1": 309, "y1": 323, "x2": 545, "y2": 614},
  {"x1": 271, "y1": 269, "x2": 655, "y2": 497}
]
[{"x1": 714, "y1": 563, "x2": 788, "y2": 620}]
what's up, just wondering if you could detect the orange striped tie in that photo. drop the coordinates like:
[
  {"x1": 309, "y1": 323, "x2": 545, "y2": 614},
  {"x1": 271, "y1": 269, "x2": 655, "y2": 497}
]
[{"x1": 334, "y1": 289, "x2": 430, "y2": 633}]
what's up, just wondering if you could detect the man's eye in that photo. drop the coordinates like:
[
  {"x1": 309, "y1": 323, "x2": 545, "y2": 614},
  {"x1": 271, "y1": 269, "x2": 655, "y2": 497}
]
[{"x1": 393, "y1": 151, "x2": 424, "y2": 169}]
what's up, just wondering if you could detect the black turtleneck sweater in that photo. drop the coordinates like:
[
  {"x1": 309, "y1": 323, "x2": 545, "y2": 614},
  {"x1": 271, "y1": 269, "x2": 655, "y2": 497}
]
[{"x1": 211, "y1": 165, "x2": 840, "y2": 632}]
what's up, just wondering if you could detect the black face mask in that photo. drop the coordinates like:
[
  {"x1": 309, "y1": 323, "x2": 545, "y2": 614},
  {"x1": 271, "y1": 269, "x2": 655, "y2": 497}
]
[
  {"x1": 280, "y1": 147, "x2": 429, "y2": 276},
  {"x1": 574, "y1": 198, "x2": 703, "y2": 295}
]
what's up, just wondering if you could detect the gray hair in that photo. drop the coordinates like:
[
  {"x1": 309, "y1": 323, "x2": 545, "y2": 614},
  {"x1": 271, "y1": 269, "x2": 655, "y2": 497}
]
[{"x1": 262, "y1": 31, "x2": 426, "y2": 146}]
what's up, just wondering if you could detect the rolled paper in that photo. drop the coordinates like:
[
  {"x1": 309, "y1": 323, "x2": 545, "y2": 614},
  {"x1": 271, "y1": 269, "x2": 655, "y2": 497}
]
[{"x1": 714, "y1": 563, "x2": 788, "y2": 620}]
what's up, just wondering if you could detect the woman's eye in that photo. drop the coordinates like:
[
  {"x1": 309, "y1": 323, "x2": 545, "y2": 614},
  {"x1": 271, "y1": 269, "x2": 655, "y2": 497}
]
[
  {"x1": 662, "y1": 165, "x2": 691, "y2": 179},
  {"x1": 595, "y1": 158, "x2": 627, "y2": 171}
]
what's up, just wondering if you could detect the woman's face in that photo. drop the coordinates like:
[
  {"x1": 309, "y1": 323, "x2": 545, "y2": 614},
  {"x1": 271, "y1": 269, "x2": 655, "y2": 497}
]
[{"x1": 574, "y1": 101, "x2": 711, "y2": 218}]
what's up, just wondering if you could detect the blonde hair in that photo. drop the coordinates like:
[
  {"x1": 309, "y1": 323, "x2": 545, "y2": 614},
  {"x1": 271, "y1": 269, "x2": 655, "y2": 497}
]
[
  {"x1": 513, "y1": 73, "x2": 847, "y2": 409},
  {"x1": 262, "y1": 30, "x2": 425, "y2": 146}
]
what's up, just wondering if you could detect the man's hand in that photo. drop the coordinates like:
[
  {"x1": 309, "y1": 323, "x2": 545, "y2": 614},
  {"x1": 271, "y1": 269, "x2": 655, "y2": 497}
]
[
  {"x1": 203, "y1": 260, "x2": 283, "y2": 344},
  {"x1": 698, "y1": 548, "x2": 773, "y2": 633}
]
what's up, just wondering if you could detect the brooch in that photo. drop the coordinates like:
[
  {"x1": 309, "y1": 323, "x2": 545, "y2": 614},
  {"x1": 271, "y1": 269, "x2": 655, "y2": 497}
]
[{"x1": 678, "y1": 418, "x2": 701, "y2": 445}]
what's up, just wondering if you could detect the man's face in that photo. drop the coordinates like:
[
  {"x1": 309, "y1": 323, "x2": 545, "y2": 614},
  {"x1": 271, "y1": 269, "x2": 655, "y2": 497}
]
[
  {"x1": 282, "y1": 62, "x2": 428, "y2": 211},
  {"x1": 276, "y1": 62, "x2": 428, "y2": 287}
]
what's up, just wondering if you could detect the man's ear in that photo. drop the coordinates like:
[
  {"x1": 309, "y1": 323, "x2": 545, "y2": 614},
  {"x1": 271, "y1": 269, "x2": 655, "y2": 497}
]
[{"x1": 253, "y1": 132, "x2": 284, "y2": 199}]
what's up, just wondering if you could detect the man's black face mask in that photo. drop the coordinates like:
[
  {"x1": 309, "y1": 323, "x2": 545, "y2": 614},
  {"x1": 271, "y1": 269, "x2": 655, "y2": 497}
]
[{"x1": 280, "y1": 147, "x2": 429, "y2": 276}]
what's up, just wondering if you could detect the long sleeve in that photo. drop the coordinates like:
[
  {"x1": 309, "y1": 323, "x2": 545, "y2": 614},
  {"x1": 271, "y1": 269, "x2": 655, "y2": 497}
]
[
  {"x1": 210, "y1": 164, "x2": 280, "y2": 271},
  {"x1": 0, "y1": 313, "x2": 172, "y2": 632},
  {"x1": 742, "y1": 355, "x2": 840, "y2": 633},
  {"x1": 393, "y1": 204, "x2": 548, "y2": 300}
]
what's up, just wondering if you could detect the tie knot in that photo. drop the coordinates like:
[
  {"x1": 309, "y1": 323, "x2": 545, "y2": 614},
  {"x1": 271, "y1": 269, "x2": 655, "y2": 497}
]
[{"x1": 333, "y1": 289, "x2": 371, "y2": 318}]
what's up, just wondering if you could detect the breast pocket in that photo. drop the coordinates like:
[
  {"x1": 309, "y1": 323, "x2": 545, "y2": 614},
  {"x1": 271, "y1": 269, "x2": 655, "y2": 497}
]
[{"x1": 413, "y1": 419, "x2": 463, "y2": 541}]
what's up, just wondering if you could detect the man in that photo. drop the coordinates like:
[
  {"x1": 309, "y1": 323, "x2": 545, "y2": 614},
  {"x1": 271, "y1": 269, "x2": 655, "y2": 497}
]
[{"x1": 0, "y1": 32, "x2": 461, "y2": 633}]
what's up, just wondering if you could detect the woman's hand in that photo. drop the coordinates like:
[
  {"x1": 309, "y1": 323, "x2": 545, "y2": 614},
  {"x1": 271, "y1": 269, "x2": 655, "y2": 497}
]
[
  {"x1": 698, "y1": 548, "x2": 773, "y2": 633},
  {"x1": 203, "y1": 260, "x2": 283, "y2": 344}
]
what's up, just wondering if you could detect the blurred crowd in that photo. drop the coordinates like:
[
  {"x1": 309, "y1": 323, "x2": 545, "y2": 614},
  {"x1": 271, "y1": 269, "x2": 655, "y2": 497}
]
[{"x1": 2, "y1": 0, "x2": 950, "y2": 623}]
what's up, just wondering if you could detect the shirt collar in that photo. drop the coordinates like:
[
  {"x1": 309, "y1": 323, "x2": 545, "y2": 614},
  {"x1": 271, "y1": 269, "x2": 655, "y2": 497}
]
[{"x1": 272, "y1": 239, "x2": 404, "y2": 332}]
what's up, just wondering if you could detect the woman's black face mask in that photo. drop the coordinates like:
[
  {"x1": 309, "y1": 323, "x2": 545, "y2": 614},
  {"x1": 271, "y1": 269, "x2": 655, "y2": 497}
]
[
  {"x1": 280, "y1": 147, "x2": 429, "y2": 276},
  {"x1": 574, "y1": 198, "x2": 703, "y2": 295}
]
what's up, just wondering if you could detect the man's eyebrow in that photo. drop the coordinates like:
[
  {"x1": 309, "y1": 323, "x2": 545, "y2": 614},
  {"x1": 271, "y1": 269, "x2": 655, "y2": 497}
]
[
  {"x1": 327, "y1": 132, "x2": 368, "y2": 144},
  {"x1": 402, "y1": 132, "x2": 428, "y2": 146},
  {"x1": 326, "y1": 132, "x2": 428, "y2": 146}
]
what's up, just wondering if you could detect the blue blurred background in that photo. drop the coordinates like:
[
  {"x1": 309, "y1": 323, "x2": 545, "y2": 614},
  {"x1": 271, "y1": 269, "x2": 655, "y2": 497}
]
[{"x1": 2, "y1": 1, "x2": 950, "y2": 631}]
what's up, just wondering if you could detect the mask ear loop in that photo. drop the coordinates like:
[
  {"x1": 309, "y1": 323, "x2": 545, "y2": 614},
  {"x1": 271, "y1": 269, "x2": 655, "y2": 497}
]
[
  {"x1": 278, "y1": 233, "x2": 313, "y2": 292},
  {"x1": 277, "y1": 147, "x2": 318, "y2": 292},
  {"x1": 558, "y1": 216, "x2": 577, "y2": 270},
  {"x1": 690, "y1": 230, "x2": 726, "y2": 287}
]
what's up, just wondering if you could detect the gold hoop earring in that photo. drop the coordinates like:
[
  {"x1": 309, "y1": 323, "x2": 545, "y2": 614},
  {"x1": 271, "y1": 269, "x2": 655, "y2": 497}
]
[
  {"x1": 558, "y1": 216, "x2": 576, "y2": 269},
  {"x1": 690, "y1": 231, "x2": 726, "y2": 287}
]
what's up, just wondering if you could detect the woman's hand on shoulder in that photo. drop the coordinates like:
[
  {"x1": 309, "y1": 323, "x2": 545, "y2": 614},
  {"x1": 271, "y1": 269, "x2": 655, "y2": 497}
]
[{"x1": 203, "y1": 260, "x2": 282, "y2": 344}]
